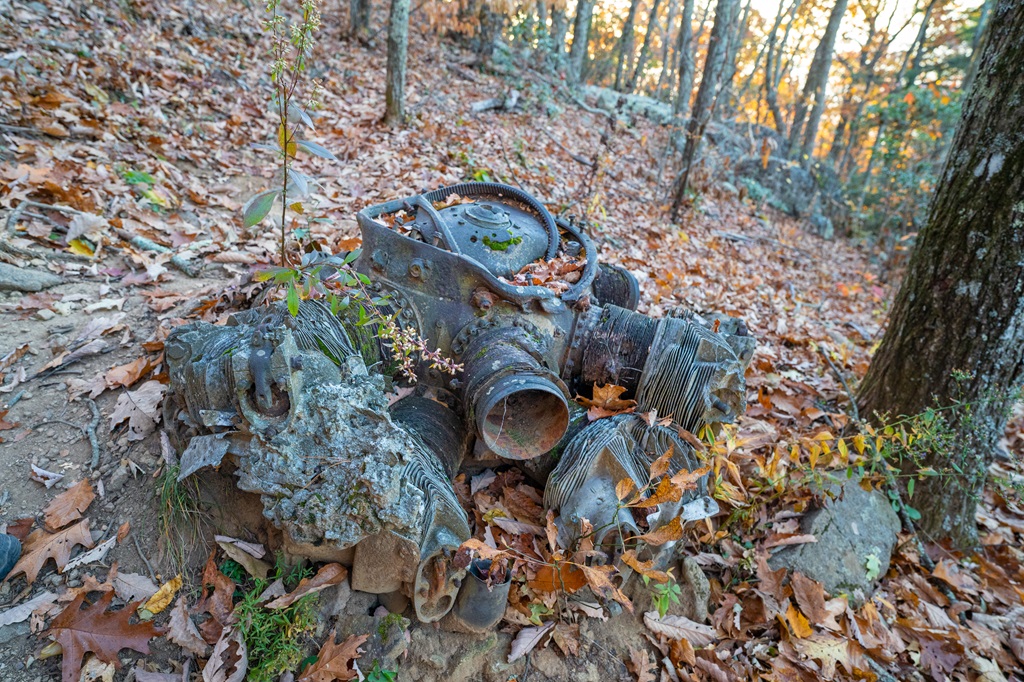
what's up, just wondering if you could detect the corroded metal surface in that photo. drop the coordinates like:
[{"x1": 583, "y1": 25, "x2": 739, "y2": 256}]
[{"x1": 166, "y1": 182, "x2": 754, "y2": 625}]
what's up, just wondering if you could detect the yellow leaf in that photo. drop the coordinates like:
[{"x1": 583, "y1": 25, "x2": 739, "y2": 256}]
[
  {"x1": 635, "y1": 517, "x2": 684, "y2": 546},
  {"x1": 278, "y1": 123, "x2": 297, "y2": 157},
  {"x1": 648, "y1": 446, "x2": 674, "y2": 481},
  {"x1": 68, "y1": 239, "x2": 94, "y2": 257},
  {"x1": 621, "y1": 550, "x2": 670, "y2": 583},
  {"x1": 786, "y1": 602, "x2": 813, "y2": 638},
  {"x1": 615, "y1": 477, "x2": 636, "y2": 502},
  {"x1": 143, "y1": 574, "x2": 182, "y2": 614}
]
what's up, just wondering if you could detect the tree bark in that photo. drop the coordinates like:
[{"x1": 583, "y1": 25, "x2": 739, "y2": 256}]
[
  {"x1": 384, "y1": 0, "x2": 411, "y2": 125},
  {"x1": 551, "y1": 7, "x2": 569, "y2": 63},
  {"x1": 627, "y1": 0, "x2": 665, "y2": 92},
  {"x1": 669, "y1": 0, "x2": 740, "y2": 219},
  {"x1": 671, "y1": 0, "x2": 696, "y2": 116},
  {"x1": 792, "y1": 0, "x2": 848, "y2": 166},
  {"x1": 715, "y1": 0, "x2": 750, "y2": 119},
  {"x1": 569, "y1": 0, "x2": 597, "y2": 82},
  {"x1": 857, "y1": 0, "x2": 1024, "y2": 548},
  {"x1": 654, "y1": 0, "x2": 679, "y2": 99},
  {"x1": 350, "y1": 0, "x2": 372, "y2": 39},
  {"x1": 614, "y1": 0, "x2": 643, "y2": 91}
]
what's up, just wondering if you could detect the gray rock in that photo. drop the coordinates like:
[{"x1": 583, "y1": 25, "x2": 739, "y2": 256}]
[
  {"x1": 0, "y1": 621, "x2": 29, "y2": 645},
  {"x1": 810, "y1": 214, "x2": 834, "y2": 240},
  {"x1": 734, "y1": 156, "x2": 817, "y2": 217},
  {"x1": 107, "y1": 466, "x2": 129, "y2": 493},
  {"x1": 318, "y1": 581, "x2": 352, "y2": 621},
  {"x1": 0, "y1": 263, "x2": 61, "y2": 292},
  {"x1": 33, "y1": 309, "x2": 56, "y2": 321},
  {"x1": 769, "y1": 478, "x2": 901, "y2": 605},
  {"x1": 719, "y1": 182, "x2": 739, "y2": 198}
]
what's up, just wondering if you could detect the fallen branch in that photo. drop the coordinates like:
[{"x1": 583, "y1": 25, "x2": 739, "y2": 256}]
[
  {"x1": 538, "y1": 127, "x2": 596, "y2": 169},
  {"x1": 470, "y1": 89, "x2": 520, "y2": 114},
  {"x1": 112, "y1": 227, "x2": 200, "y2": 278}
]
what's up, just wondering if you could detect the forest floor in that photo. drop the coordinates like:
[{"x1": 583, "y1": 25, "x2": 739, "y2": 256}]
[{"x1": 1, "y1": 0, "x2": 1023, "y2": 680}]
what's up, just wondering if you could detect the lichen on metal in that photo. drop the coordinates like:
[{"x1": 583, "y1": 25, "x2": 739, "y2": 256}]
[{"x1": 165, "y1": 182, "x2": 754, "y2": 626}]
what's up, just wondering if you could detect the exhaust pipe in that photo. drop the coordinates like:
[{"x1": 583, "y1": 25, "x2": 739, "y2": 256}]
[{"x1": 461, "y1": 326, "x2": 570, "y2": 460}]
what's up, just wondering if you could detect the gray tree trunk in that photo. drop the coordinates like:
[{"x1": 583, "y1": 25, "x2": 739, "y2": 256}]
[
  {"x1": 715, "y1": 0, "x2": 751, "y2": 119},
  {"x1": 671, "y1": 0, "x2": 696, "y2": 116},
  {"x1": 857, "y1": 0, "x2": 1024, "y2": 548},
  {"x1": 350, "y1": 0, "x2": 372, "y2": 39},
  {"x1": 655, "y1": 0, "x2": 680, "y2": 99},
  {"x1": 551, "y1": 7, "x2": 569, "y2": 63},
  {"x1": 614, "y1": 0, "x2": 643, "y2": 91},
  {"x1": 792, "y1": 0, "x2": 848, "y2": 166},
  {"x1": 384, "y1": 0, "x2": 411, "y2": 125},
  {"x1": 569, "y1": 0, "x2": 597, "y2": 82},
  {"x1": 627, "y1": 0, "x2": 665, "y2": 92},
  {"x1": 670, "y1": 0, "x2": 741, "y2": 218}
]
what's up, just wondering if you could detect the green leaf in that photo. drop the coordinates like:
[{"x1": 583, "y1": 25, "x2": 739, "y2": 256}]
[
  {"x1": 242, "y1": 189, "x2": 279, "y2": 228},
  {"x1": 904, "y1": 505, "x2": 921, "y2": 521},
  {"x1": 286, "y1": 280, "x2": 300, "y2": 317},
  {"x1": 342, "y1": 248, "x2": 362, "y2": 265},
  {"x1": 907, "y1": 478, "x2": 915, "y2": 499},
  {"x1": 864, "y1": 554, "x2": 881, "y2": 581},
  {"x1": 356, "y1": 272, "x2": 371, "y2": 285},
  {"x1": 295, "y1": 139, "x2": 337, "y2": 161}
]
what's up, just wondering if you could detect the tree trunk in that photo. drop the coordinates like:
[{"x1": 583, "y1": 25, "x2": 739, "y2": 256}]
[
  {"x1": 715, "y1": 0, "x2": 750, "y2": 119},
  {"x1": 569, "y1": 0, "x2": 597, "y2": 82},
  {"x1": 384, "y1": 0, "x2": 411, "y2": 125},
  {"x1": 671, "y1": 0, "x2": 696, "y2": 116},
  {"x1": 614, "y1": 0, "x2": 643, "y2": 91},
  {"x1": 350, "y1": 0, "x2": 372, "y2": 39},
  {"x1": 857, "y1": 0, "x2": 1024, "y2": 548},
  {"x1": 627, "y1": 0, "x2": 665, "y2": 92},
  {"x1": 551, "y1": 7, "x2": 569, "y2": 62},
  {"x1": 655, "y1": 0, "x2": 679, "y2": 99},
  {"x1": 792, "y1": 0, "x2": 848, "y2": 166},
  {"x1": 670, "y1": 0, "x2": 740, "y2": 219}
]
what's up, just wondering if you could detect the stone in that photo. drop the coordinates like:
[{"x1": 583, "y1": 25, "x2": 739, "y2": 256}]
[
  {"x1": 0, "y1": 263, "x2": 61, "y2": 292},
  {"x1": 810, "y1": 213, "x2": 834, "y2": 240},
  {"x1": 343, "y1": 589, "x2": 379, "y2": 618},
  {"x1": 623, "y1": 556, "x2": 710, "y2": 622},
  {"x1": 0, "y1": 621, "x2": 29, "y2": 645},
  {"x1": 769, "y1": 478, "x2": 901, "y2": 605},
  {"x1": 107, "y1": 466, "x2": 129, "y2": 493},
  {"x1": 317, "y1": 581, "x2": 352, "y2": 621},
  {"x1": 734, "y1": 156, "x2": 817, "y2": 217},
  {"x1": 33, "y1": 309, "x2": 55, "y2": 321}
]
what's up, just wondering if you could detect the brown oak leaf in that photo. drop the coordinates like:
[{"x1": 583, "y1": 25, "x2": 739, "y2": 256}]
[
  {"x1": 298, "y1": 631, "x2": 367, "y2": 682},
  {"x1": 578, "y1": 383, "x2": 638, "y2": 421},
  {"x1": 45, "y1": 591, "x2": 161, "y2": 682},
  {"x1": 43, "y1": 479, "x2": 96, "y2": 532},
  {"x1": 7, "y1": 520, "x2": 94, "y2": 584}
]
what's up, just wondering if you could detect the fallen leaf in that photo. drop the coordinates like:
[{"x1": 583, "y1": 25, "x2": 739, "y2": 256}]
[
  {"x1": 144, "y1": 575, "x2": 183, "y2": 615},
  {"x1": 790, "y1": 572, "x2": 828, "y2": 626},
  {"x1": 43, "y1": 480, "x2": 96, "y2": 532},
  {"x1": 785, "y1": 601, "x2": 813, "y2": 638},
  {"x1": 168, "y1": 596, "x2": 209, "y2": 658},
  {"x1": 104, "y1": 358, "x2": 151, "y2": 390},
  {"x1": 63, "y1": 536, "x2": 116, "y2": 573},
  {"x1": 45, "y1": 591, "x2": 161, "y2": 682},
  {"x1": 621, "y1": 550, "x2": 670, "y2": 583},
  {"x1": 0, "y1": 591, "x2": 57, "y2": 627},
  {"x1": 643, "y1": 611, "x2": 717, "y2": 647},
  {"x1": 552, "y1": 622, "x2": 580, "y2": 657},
  {"x1": 266, "y1": 563, "x2": 347, "y2": 610},
  {"x1": 203, "y1": 626, "x2": 247, "y2": 682},
  {"x1": 215, "y1": 538, "x2": 272, "y2": 580},
  {"x1": 627, "y1": 647, "x2": 657, "y2": 682},
  {"x1": 30, "y1": 464, "x2": 65, "y2": 488},
  {"x1": 634, "y1": 517, "x2": 685, "y2": 546},
  {"x1": 7, "y1": 520, "x2": 95, "y2": 584},
  {"x1": 113, "y1": 573, "x2": 158, "y2": 603},
  {"x1": 508, "y1": 621, "x2": 554, "y2": 663},
  {"x1": 578, "y1": 383, "x2": 638, "y2": 421},
  {"x1": 109, "y1": 381, "x2": 165, "y2": 441},
  {"x1": 298, "y1": 631, "x2": 367, "y2": 682},
  {"x1": 529, "y1": 562, "x2": 588, "y2": 594},
  {"x1": 194, "y1": 551, "x2": 236, "y2": 644},
  {"x1": 79, "y1": 654, "x2": 116, "y2": 682}
]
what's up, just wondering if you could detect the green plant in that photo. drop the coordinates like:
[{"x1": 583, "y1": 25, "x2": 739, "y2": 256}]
[
  {"x1": 155, "y1": 464, "x2": 205, "y2": 567},
  {"x1": 234, "y1": 558, "x2": 318, "y2": 682},
  {"x1": 366, "y1": 662, "x2": 398, "y2": 682},
  {"x1": 651, "y1": 579, "x2": 682, "y2": 619},
  {"x1": 243, "y1": 0, "x2": 335, "y2": 267}
]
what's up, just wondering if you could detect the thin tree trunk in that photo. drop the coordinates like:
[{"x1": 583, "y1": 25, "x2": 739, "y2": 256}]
[
  {"x1": 551, "y1": 7, "x2": 569, "y2": 62},
  {"x1": 615, "y1": 0, "x2": 643, "y2": 91},
  {"x1": 655, "y1": 0, "x2": 680, "y2": 99},
  {"x1": 671, "y1": 0, "x2": 696, "y2": 116},
  {"x1": 790, "y1": 0, "x2": 848, "y2": 165},
  {"x1": 858, "y1": 0, "x2": 1024, "y2": 549},
  {"x1": 350, "y1": 0, "x2": 372, "y2": 39},
  {"x1": 627, "y1": 0, "x2": 665, "y2": 92},
  {"x1": 384, "y1": 0, "x2": 411, "y2": 125},
  {"x1": 716, "y1": 0, "x2": 751, "y2": 119},
  {"x1": 670, "y1": 0, "x2": 741, "y2": 219},
  {"x1": 762, "y1": 0, "x2": 792, "y2": 137},
  {"x1": 569, "y1": 0, "x2": 597, "y2": 82}
]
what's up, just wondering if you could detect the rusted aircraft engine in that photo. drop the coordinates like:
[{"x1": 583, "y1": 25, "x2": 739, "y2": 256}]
[{"x1": 165, "y1": 182, "x2": 753, "y2": 626}]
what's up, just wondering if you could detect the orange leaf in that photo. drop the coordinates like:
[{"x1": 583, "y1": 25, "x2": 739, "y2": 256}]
[
  {"x1": 620, "y1": 550, "x2": 670, "y2": 583},
  {"x1": 786, "y1": 601, "x2": 813, "y2": 638},
  {"x1": 299, "y1": 631, "x2": 367, "y2": 682},
  {"x1": 634, "y1": 517, "x2": 685, "y2": 546},
  {"x1": 529, "y1": 562, "x2": 588, "y2": 594},
  {"x1": 43, "y1": 479, "x2": 95, "y2": 532},
  {"x1": 577, "y1": 384, "x2": 637, "y2": 421}
]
